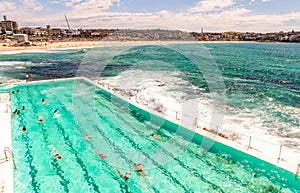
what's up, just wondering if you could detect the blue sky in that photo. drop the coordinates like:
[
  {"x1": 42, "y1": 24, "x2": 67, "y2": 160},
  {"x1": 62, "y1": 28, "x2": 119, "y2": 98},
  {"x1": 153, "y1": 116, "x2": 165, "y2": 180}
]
[{"x1": 0, "y1": 0, "x2": 300, "y2": 32}]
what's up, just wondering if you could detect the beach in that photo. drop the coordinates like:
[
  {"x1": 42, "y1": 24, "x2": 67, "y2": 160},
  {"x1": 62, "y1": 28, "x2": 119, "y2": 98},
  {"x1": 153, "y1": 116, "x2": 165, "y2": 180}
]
[{"x1": 0, "y1": 40, "x2": 200, "y2": 52}]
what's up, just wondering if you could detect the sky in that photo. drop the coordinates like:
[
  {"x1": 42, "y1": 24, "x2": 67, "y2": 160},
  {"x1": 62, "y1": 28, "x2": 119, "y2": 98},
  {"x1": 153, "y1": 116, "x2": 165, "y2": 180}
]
[{"x1": 0, "y1": 0, "x2": 300, "y2": 32}]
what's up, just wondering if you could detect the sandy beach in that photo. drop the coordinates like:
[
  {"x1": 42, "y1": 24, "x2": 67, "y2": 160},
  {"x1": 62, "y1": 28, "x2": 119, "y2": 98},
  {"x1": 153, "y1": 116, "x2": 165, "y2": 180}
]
[{"x1": 0, "y1": 40, "x2": 201, "y2": 52}]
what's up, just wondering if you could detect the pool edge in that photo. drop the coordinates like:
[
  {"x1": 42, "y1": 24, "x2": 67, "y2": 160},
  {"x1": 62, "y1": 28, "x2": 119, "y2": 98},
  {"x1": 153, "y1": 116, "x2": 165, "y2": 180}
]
[
  {"x1": 81, "y1": 77, "x2": 299, "y2": 177},
  {"x1": 0, "y1": 93, "x2": 14, "y2": 193}
]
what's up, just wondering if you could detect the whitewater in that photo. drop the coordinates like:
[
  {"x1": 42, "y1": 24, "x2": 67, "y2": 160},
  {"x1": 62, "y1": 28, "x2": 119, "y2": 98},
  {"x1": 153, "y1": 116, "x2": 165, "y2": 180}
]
[{"x1": 0, "y1": 42, "x2": 299, "y2": 170}]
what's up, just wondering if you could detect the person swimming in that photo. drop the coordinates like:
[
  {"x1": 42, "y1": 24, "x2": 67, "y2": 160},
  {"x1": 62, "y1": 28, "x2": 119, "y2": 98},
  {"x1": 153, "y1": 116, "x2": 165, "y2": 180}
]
[
  {"x1": 42, "y1": 98, "x2": 46, "y2": 104},
  {"x1": 22, "y1": 126, "x2": 27, "y2": 132},
  {"x1": 134, "y1": 163, "x2": 146, "y2": 177},
  {"x1": 54, "y1": 108, "x2": 59, "y2": 114},
  {"x1": 53, "y1": 108, "x2": 61, "y2": 118},
  {"x1": 116, "y1": 169, "x2": 131, "y2": 181},
  {"x1": 38, "y1": 116, "x2": 44, "y2": 122},
  {"x1": 150, "y1": 133, "x2": 163, "y2": 142},
  {"x1": 96, "y1": 151, "x2": 107, "y2": 159},
  {"x1": 22, "y1": 106, "x2": 26, "y2": 110},
  {"x1": 86, "y1": 130, "x2": 92, "y2": 140},
  {"x1": 54, "y1": 149, "x2": 62, "y2": 160},
  {"x1": 12, "y1": 109, "x2": 20, "y2": 116}
]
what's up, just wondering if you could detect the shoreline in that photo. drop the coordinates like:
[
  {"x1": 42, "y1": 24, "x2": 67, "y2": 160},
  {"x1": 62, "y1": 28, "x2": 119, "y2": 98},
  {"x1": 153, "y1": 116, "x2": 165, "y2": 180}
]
[{"x1": 0, "y1": 40, "x2": 260, "y2": 52}]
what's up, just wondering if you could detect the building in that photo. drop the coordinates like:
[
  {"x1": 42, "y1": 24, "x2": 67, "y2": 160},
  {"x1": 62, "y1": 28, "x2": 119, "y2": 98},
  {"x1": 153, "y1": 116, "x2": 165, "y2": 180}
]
[
  {"x1": 49, "y1": 28, "x2": 63, "y2": 37},
  {"x1": 0, "y1": 16, "x2": 19, "y2": 34},
  {"x1": 14, "y1": 34, "x2": 28, "y2": 42}
]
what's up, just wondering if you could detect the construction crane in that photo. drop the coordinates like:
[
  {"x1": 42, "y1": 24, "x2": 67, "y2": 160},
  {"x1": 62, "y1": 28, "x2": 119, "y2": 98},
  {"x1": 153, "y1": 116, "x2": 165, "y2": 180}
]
[{"x1": 64, "y1": 15, "x2": 71, "y2": 31}]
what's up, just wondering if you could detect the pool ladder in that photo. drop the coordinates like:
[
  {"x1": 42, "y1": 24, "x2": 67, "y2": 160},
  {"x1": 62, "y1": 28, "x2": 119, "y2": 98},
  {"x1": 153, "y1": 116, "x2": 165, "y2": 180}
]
[{"x1": 0, "y1": 147, "x2": 17, "y2": 169}]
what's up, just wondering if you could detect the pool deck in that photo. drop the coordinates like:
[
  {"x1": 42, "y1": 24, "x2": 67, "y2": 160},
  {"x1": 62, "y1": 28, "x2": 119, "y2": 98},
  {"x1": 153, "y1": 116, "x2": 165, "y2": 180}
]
[
  {"x1": 0, "y1": 93, "x2": 13, "y2": 193},
  {"x1": 0, "y1": 77, "x2": 298, "y2": 193}
]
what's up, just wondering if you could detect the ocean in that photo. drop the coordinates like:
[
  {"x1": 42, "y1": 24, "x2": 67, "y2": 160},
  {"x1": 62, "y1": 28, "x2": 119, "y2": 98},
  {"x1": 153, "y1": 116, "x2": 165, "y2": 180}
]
[{"x1": 0, "y1": 42, "x2": 299, "y2": 162}]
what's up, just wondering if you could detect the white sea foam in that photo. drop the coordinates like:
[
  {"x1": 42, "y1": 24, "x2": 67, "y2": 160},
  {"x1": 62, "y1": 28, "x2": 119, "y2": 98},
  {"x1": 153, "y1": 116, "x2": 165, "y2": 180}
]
[
  {"x1": 99, "y1": 69, "x2": 300, "y2": 170},
  {"x1": 0, "y1": 61, "x2": 33, "y2": 68},
  {"x1": 0, "y1": 49, "x2": 64, "y2": 55}
]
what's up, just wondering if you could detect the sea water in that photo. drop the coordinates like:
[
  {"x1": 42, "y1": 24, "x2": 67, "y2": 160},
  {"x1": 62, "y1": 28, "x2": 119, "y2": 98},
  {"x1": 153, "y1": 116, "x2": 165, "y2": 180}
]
[{"x1": 0, "y1": 42, "x2": 299, "y2": 159}]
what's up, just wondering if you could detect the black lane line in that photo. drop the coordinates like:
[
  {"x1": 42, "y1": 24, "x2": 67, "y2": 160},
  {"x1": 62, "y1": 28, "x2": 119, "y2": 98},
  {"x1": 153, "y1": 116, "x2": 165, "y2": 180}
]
[
  {"x1": 53, "y1": 95, "x2": 134, "y2": 193},
  {"x1": 93, "y1": 95, "x2": 225, "y2": 192},
  {"x1": 98, "y1": 93, "x2": 250, "y2": 190},
  {"x1": 28, "y1": 86, "x2": 71, "y2": 192},
  {"x1": 12, "y1": 90, "x2": 41, "y2": 193},
  {"x1": 74, "y1": 97, "x2": 158, "y2": 193},
  {"x1": 81, "y1": 96, "x2": 190, "y2": 193}
]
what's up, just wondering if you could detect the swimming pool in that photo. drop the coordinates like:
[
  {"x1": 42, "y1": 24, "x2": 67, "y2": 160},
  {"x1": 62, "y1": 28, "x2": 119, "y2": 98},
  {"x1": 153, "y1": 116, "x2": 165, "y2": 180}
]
[{"x1": 2, "y1": 78, "x2": 299, "y2": 193}]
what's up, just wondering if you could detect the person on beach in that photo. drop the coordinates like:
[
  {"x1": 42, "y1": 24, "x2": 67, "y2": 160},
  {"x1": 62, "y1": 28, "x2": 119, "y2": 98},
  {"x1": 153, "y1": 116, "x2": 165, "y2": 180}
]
[
  {"x1": 26, "y1": 73, "x2": 29, "y2": 83},
  {"x1": 29, "y1": 73, "x2": 32, "y2": 82},
  {"x1": 150, "y1": 133, "x2": 162, "y2": 142},
  {"x1": 134, "y1": 163, "x2": 146, "y2": 177},
  {"x1": 96, "y1": 151, "x2": 107, "y2": 159},
  {"x1": 22, "y1": 126, "x2": 27, "y2": 132},
  {"x1": 116, "y1": 169, "x2": 131, "y2": 181}
]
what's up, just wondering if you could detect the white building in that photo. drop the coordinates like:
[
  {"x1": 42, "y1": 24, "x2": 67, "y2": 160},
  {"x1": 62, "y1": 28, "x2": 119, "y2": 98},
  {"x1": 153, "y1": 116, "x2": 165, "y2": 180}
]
[{"x1": 14, "y1": 34, "x2": 28, "y2": 42}]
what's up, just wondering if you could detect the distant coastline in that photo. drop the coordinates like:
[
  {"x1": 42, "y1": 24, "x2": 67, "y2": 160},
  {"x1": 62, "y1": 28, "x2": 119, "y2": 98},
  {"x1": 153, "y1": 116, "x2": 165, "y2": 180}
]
[{"x1": 0, "y1": 39, "x2": 297, "y2": 53}]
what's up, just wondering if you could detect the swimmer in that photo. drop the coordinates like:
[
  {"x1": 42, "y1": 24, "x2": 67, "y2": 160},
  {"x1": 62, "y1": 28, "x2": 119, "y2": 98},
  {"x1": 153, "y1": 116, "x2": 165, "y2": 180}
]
[
  {"x1": 116, "y1": 168, "x2": 131, "y2": 181},
  {"x1": 86, "y1": 130, "x2": 92, "y2": 140},
  {"x1": 42, "y1": 98, "x2": 46, "y2": 104},
  {"x1": 96, "y1": 151, "x2": 107, "y2": 159},
  {"x1": 150, "y1": 133, "x2": 163, "y2": 142},
  {"x1": 54, "y1": 108, "x2": 59, "y2": 114},
  {"x1": 22, "y1": 106, "x2": 26, "y2": 110},
  {"x1": 22, "y1": 126, "x2": 27, "y2": 132},
  {"x1": 17, "y1": 90, "x2": 20, "y2": 93},
  {"x1": 12, "y1": 109, "x2": 18, "y2": 114},
  {"x1": 53, "y1": 108, "x2": 61, "y2": 118},
  {"x1": 10, "y1": 91, "x2": 15, "y2": 95},
  {"x1": 54, "y1": 149, "x2": 62, "y2": 160},
  {"x1": 11, "y1": 109, "x2": 20, "y2": 116},
  {"x1": 38, "y1": 116, "x2": 44, "y2": 122},
  {"x1": 134, "y1": 163, "x2": 146, "y2": 177}
]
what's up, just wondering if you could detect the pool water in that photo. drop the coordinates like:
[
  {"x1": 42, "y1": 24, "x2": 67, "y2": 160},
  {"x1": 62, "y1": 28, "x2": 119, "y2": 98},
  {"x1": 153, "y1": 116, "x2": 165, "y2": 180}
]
[{"x1": 2, "y1": 78, "x2": 299, "y2": 193}]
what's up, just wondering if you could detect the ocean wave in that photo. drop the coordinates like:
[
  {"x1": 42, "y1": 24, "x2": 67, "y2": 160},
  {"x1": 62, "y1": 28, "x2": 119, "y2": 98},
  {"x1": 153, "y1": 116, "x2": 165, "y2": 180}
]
[
  {"x1": 99, "y1": 68, "x2": 300, "y2": 168},
  {"x1": 0, "y1": 49, "x2": 67, "y2": 55}
]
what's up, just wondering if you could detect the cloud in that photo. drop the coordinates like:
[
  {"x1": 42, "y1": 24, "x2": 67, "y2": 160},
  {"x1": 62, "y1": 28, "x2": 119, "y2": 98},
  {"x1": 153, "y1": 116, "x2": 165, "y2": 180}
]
[
  {"x1": 65, "y1": 0, "x2": 120, "y2": 11},
  {"x1": 191, "y1": 0, "x2": 235, "y2": 12},
  {"x1": 0, "y1": 1, "x2": 17, "y2": 12},
  {"x1": 2, "y1": 0, "x2": 299, "y2": 33},
  {"x1": 249, "y1": 0, "x2": 271, "y2": 5},
  {"x1": 20, "y1": 0, "x2": 43, "y2": 11}
]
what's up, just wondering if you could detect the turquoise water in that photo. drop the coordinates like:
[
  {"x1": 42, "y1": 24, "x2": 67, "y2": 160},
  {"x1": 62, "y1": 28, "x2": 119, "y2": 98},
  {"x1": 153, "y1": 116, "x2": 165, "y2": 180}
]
[
  {"x1": 0, "y1": 43, "x2": 299, "y2": 151},
  {"x1": 1, "y1": 78, "x2": 298, "y2": 192}
]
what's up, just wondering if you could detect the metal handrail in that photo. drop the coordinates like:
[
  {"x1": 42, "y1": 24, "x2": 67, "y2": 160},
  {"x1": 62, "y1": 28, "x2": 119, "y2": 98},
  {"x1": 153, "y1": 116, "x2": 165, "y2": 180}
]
[
  {"x1": 4, "y1": 147, "x2": 17, "y2": 169},
  {"x1": 296, "y1": 163, "x2": 300, "y2": 180},
  {"x1": 98, "y1": 81, "x2": 300, "y2": 174}
]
